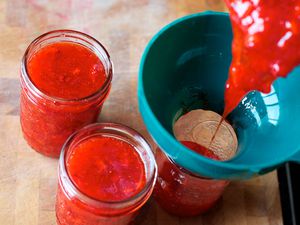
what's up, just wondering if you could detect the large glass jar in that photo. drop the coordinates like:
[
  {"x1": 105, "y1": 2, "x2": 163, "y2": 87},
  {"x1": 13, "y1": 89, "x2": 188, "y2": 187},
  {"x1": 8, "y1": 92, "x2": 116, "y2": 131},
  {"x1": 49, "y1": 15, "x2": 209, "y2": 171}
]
[
  {"x1": 56, "y1": 123, "x2": 157, "y2": 225},
  {"x1": 154, "y1": 147, "x2": 229, "y2": 216},
  {"x1": 20, "y1": 30, "x2": 112, "y2": 157}
]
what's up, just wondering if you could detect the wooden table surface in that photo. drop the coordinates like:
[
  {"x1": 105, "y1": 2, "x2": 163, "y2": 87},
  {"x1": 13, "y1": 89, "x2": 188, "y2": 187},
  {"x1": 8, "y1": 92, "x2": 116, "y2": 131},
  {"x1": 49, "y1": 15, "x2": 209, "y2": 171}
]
[{"x1": 0, "y1": 1, "x2": 283, "y2": 225}]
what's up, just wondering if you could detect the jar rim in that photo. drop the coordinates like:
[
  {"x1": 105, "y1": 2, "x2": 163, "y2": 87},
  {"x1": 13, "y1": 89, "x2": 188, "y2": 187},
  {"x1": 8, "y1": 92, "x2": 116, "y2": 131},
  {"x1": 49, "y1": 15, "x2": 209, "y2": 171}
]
[
  {"x1": 160, "y1": 148, "x2": 224, "y2": 181},
  {"x1": 58, "y1": 122, "x2": 157, "y2": 211},
  {"x1": 21, "y1": 29, "x2": 113, "y2": 103}
]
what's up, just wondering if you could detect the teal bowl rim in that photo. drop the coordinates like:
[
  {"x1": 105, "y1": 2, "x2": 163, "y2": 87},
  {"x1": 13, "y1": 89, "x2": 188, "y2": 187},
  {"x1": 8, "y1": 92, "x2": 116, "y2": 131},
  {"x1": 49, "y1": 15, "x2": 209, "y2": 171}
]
[{"x1": 137, "y1": 11, "x2": 294, "y2": 177}]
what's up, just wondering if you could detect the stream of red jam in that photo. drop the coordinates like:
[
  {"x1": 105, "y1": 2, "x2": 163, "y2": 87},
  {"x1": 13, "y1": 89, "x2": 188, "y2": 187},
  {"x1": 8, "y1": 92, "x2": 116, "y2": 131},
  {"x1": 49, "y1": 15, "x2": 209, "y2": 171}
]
[
  {"x1": 224, "y1": 0, "x2": 300, "y2": 116},
  {"x1": 154, "y1": 141, "x2": 227, "y2": 216},
  {"x1": 21, "y1": 41, "x2": 109, "y2": 157},
  {"x1": 181, "y1": 141, "x2": 220, "y2": 160},
  {"x1": 66, "y1": 136, "x2": 146, "y2": 202}
]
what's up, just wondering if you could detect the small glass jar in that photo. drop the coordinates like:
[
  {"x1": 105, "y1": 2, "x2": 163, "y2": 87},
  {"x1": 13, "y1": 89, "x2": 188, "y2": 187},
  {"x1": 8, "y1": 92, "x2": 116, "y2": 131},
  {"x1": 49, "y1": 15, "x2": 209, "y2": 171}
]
[
  {"x1": 56, "y1": 123, "x2": 157, "y2": 225},
  {"x1": 154, "y1": 147, "x2": 229, "y2": 217},
  {"x1": 20, "y1": 30, "x2": 112, "y2": 157}
]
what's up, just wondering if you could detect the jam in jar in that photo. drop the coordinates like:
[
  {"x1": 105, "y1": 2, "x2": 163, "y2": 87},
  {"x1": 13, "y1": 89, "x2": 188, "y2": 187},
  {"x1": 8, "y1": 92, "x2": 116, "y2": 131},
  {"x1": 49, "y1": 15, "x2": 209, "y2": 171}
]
[
  {"x1": 56, "y1": 123, "x2": 157, "y2": 225},
  {"x1": 20, "y1": 30, "x2": 112, "y2": 157},
  {"x1": 154, "y1": 145, "x2": 228, "y2": 216}
]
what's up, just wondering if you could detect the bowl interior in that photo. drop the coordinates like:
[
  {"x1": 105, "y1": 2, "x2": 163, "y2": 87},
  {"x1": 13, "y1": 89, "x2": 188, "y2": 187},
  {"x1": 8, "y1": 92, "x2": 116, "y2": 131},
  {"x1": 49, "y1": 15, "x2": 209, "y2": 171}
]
[{"x1": 139, "y1": 12, "x2": 300, "y2": 178}]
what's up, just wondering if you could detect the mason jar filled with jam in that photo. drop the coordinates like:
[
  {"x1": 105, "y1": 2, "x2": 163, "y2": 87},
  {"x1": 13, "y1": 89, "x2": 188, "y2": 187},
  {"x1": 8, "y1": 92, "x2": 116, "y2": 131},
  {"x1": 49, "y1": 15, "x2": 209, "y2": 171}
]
[
  {"x1": 56, "y1": 123, "x2": 157, "y2": 225},
  {"x1": 154, "y1": 109, "x2": 237, "y2": 216},
  {"x1": 20, "y1": 30, "x2": 112, "y2": 157}
]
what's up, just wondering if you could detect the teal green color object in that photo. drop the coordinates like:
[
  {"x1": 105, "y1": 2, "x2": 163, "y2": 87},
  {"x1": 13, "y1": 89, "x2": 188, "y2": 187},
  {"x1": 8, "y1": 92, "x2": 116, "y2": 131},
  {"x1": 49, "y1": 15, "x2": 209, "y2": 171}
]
[{"x1": 138, "y1": 11, "x2": 300, "y2": 179}]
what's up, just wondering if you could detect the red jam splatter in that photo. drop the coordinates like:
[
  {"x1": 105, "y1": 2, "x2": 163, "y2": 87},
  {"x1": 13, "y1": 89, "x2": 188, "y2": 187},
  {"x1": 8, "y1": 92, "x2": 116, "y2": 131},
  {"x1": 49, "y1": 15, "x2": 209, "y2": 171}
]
[
  {"x1": 181, "y1": 141, "x2": 220, "y2": 160},
  {"x1": 27, "y1": 42, "x2": 106, "y2": 99},
  {"x1": 66, "y1": 136, "x2": 146, "y2": 201},
  {"x1": 224, "y1": 0, "x2": 300, "y2": 116}
]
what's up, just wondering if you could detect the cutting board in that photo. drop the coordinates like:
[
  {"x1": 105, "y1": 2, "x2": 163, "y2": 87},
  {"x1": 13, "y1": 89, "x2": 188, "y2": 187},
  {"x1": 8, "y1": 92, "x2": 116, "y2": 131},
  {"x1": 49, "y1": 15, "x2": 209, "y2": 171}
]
[{"x1": 0, "y1": 0, "x2": 282, "y2": 224}]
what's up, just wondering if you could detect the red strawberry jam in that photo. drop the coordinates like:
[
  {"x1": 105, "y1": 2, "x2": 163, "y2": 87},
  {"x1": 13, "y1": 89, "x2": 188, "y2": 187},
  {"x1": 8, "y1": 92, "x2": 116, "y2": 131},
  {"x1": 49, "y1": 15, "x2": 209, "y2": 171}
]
[
  {"x1": 20, "y1": 30, "x2": 112, "y2": 157},
  {"x1": 153, "y1": 142, "x2": 227, "y2": 216},
  {"x1": 27, "y1": 42, "x2": 106, "y2": 100},
  {"x1": 55, "y1": 123, "x2": 157, "y2": 225},
  {"x1": 224, "y1": 0, "x2": 300, "y2": 116},
  {"x1": 66, "y1": 136, "x2": 146, "y2": 202}
]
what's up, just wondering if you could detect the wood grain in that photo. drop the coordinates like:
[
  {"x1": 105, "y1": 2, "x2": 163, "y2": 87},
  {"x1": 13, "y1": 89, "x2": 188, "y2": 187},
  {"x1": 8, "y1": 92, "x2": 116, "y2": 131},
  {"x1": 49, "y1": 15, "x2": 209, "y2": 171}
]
[{"x1": 0, "y1": 1, "x2": 283, "y2": 225}]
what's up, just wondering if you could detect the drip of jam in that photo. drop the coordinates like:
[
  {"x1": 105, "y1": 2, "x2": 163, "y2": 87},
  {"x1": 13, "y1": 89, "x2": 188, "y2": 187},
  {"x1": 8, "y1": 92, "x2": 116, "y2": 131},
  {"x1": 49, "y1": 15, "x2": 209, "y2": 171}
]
[
  {"x1": 223, "y1": 0, "x2": 300, "y2": 117},
  {"x1": 208, "y1": 117, "x2": 224, "y2": 149},
  {"x1": 181, "y1": 141, "x2": 220, "y2": 160},
  {"x1": 66, "y1": 136, "x2": 146, "y2": 201}
]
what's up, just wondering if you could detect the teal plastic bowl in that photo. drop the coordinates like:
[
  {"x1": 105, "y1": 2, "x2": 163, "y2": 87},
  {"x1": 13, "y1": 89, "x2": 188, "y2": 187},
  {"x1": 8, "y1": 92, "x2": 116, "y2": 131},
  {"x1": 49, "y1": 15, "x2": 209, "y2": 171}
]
[{"x1": 138, "y1": 11, "x2": 300, "y2": 179}]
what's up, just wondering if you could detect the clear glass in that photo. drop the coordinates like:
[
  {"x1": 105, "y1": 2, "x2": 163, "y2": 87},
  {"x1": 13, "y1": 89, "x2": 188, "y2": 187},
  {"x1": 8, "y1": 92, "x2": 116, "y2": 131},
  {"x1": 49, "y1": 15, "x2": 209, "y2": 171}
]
[
  {"x1": 154, "y1": 147, "x2": 229, "y2": 216},
  {"x1": 56, "y1": 123, "x2": 157, "y2": 225},
  {"x1": 20, "y1": 30, "x2": 113, "y2": 157}
]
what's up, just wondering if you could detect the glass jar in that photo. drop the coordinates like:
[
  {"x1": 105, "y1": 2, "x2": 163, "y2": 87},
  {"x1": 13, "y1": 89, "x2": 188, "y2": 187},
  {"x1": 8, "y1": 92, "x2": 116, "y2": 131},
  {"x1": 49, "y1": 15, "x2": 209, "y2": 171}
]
[
  {"x1": 154, "y1": 147, "x2": 229, "y2": 217},
  {"x1": 56, "y1": 123, "x2": 157, "y2": 225},
  {"x1": 20, "y1": 30, "x2": 112, "y2": 157}
]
